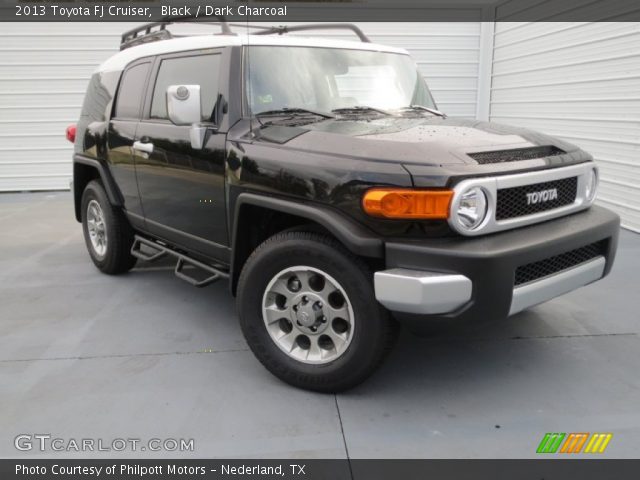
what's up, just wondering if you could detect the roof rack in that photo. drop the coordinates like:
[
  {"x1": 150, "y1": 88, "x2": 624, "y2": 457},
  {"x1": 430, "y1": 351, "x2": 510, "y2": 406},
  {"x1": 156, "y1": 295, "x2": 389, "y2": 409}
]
[
  {"x1": 252, "y1": 23, "x2": 371, "y2": 43},
  {"x1": 120, "y1": 19, "x2": 371, "y2": 50},
  {"x1": 120, "y1": 15, "x2": 233, "y2": 50}
]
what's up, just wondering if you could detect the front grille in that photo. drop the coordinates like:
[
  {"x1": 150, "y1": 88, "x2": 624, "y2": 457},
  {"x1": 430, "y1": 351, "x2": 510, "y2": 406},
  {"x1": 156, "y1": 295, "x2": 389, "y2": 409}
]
[
  {"x1": 496, "y1": 176, "x2": 577, "y2": 220},
  {"x1": 514, "y1": 241, "x2": 606, "y2": 286},
  {"x1": 468, "y1": 146, "x2": 565, "y2": 164}
]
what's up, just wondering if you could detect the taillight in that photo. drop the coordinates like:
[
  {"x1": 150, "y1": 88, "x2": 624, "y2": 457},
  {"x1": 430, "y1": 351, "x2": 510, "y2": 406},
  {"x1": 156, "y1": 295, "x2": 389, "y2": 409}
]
[
  {"x1": 362, "y1": 188, "x2": 453, "y2": 219},
  {"x1": 65, "y1": 124, "x2": 76, "y2": 143}
]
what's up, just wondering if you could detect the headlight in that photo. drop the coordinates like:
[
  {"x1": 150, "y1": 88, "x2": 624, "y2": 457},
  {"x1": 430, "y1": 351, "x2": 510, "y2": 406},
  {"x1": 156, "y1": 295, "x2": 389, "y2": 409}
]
[
  {"x1": 456, "y1": 187, "x2": 488, "y2": 230},
  {"x1": 585, "y1": 167, "x2": 598, "y2": 203}
]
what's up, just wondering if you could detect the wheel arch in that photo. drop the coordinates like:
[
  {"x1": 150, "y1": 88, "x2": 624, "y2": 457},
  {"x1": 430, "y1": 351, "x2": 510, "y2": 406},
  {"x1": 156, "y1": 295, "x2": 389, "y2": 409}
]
[
  {"x1": 73, "y1": 155, "x2": 123, "y2": 222},
  {"x1": 229, "y1": 193, "x2": 384, "y2": 295}
]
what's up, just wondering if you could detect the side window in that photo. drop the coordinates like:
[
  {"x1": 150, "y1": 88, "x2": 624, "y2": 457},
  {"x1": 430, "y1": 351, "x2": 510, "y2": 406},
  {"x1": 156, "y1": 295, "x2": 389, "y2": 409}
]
[
  {"x1": 150, "y1": 54, "x2": 221, "y2": 121},
  {"x1": 114, "y1": 62, "x2": 150, "y2": 119}
]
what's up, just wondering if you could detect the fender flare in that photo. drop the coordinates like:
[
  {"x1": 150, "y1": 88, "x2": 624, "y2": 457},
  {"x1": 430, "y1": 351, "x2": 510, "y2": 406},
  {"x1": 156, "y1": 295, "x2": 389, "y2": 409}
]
[
  {"x1": 229, "y1": 193, "x2": 384, "y2": 292},
  {"x1": 73, "y1": 154, "x2": 123, "y2": 221}
]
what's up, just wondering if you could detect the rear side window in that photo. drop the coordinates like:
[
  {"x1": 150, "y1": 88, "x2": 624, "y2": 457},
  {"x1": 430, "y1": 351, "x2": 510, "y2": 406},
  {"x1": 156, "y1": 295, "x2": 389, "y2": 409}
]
[
  {"x1": 114, "y1": 62, "x2": 150, "y2": 119},
  {"x1": 150, "y1": 54, "x2": 221, "y2": 121}
]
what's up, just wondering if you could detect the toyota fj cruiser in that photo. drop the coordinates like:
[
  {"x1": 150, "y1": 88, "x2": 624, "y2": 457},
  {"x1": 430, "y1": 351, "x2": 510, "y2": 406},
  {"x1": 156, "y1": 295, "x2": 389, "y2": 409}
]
[{"x1": 69, "y1": 20, "x2": 620, "y2": 392}]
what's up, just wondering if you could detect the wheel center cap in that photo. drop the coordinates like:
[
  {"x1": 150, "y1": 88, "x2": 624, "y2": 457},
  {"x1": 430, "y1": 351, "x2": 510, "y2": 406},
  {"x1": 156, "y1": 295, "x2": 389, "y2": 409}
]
[
  {"x1": 298, "y1": 310, "x2": 313, "y2": 327},
  {"x1": 293, "y1": 293, "x2": 323, "y2": 328}
]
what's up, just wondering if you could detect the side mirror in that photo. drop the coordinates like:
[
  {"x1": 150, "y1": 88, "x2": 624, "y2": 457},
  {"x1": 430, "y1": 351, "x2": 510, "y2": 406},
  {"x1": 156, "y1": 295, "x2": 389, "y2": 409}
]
[
  {"x1": 167, "y1": 85, "x2": 207, "y2": 150},
  {"x1": 167, "y1": 85, "x2": 201, "y2": 125}
]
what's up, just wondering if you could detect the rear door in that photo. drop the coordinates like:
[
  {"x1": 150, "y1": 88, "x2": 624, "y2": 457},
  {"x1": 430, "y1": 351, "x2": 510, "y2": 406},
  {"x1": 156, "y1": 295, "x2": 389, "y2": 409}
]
[
  {"x1": 107, "y1": 59, "x2": 151, "y2": 218},
  {"x1": 133, "y1": 49, "x2": 228, "y2": 262}
]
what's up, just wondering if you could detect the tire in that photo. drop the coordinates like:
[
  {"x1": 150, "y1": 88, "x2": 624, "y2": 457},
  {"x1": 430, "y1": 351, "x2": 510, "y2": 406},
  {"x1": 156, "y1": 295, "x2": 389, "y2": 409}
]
[
  {"x1": 237, "y1": 231, "x2": 398, "y2": 392},
  {"x1": 81, "y1": 180, "x2": 137, "y2": 274}
]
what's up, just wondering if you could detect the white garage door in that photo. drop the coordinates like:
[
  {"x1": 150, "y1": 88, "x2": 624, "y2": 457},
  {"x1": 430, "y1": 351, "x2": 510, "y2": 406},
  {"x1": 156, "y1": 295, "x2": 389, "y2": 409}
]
[
  {"x1": 0, "y1": 23, "x2": 131, "y2": 191},
  {"x1": 490, "y1": 22, "x2": 640, "y2": 232},
  {"x1": 0, "y1": 22, "x2": 483, "y2": 192}
]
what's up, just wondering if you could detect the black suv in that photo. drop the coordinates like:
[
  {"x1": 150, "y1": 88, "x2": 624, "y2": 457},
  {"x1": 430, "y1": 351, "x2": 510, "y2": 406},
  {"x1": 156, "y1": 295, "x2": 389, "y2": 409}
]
[{"x1": 69, "y1": 21, "x2": 619, "y2": 391}]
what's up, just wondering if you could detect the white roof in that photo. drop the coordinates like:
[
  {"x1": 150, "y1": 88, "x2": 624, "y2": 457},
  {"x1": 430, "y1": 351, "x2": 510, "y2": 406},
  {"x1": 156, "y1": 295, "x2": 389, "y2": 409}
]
[{"x1": 97, "y1": 34, "x2": 410, "y2": 73}]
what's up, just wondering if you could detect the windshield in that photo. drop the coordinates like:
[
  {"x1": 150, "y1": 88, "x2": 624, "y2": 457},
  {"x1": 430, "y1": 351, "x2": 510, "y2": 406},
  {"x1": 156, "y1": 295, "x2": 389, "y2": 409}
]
[{"x1": 245, "y1": 46, "x2": 436, "y2": 115}]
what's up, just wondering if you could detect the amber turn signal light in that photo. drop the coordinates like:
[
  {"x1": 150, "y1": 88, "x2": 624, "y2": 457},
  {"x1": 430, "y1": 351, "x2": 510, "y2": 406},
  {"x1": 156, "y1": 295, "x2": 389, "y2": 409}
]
[{"x1": 362, "y1": 189, "x2": 453, "y2": 219}]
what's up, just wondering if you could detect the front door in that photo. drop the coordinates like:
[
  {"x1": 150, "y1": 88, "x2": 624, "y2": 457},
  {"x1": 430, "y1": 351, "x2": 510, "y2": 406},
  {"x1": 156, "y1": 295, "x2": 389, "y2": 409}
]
[{"x1": 134, "y1": 50, "x2": 228, "y2": 262}]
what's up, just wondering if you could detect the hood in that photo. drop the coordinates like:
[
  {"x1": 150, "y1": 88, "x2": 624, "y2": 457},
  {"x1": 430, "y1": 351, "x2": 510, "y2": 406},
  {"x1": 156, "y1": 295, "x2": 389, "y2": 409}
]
[{"x1": 254, "y1": 116, "x2": 581, "y2": 167}]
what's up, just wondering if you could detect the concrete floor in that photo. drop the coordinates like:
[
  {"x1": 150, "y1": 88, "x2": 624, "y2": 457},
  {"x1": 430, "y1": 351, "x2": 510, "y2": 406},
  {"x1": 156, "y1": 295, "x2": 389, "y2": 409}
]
[{"x1": 1, "y1": 191, "x2": 639, "y2": 459}]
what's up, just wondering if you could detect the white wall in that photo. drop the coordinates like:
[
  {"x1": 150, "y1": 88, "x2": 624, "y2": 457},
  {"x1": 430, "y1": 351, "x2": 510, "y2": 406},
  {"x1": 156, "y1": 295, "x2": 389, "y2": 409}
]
[
  {"x1": 489, "y1": 22, "x2": 640, "y2": 232},
  {"x1": 0, "y1": 23, "x2": 128, "y2": 191}
]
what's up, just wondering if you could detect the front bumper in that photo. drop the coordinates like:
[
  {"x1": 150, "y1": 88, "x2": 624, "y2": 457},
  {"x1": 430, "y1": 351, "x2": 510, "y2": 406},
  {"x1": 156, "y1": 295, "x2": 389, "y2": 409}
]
[{"x1": 374, "y1": 206, "x2": 619, "y2": 328}]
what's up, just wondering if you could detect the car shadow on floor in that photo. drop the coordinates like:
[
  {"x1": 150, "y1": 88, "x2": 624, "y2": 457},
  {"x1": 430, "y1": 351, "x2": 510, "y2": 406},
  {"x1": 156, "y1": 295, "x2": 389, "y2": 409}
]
[{"x1": 129, "y1": 256, "x2": 579, "y2": 397}]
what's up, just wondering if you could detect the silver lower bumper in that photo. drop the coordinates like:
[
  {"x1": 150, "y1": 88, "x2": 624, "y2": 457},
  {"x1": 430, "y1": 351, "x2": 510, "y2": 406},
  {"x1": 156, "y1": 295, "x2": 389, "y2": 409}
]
[
  {"x1": 374, "y1": 256, "x2": 606, "y2": 317},
  {"x1": 373, "y1": 269, "x2": 472, "y2": 315},
  {"x1": 508, "y1": 256, "x2": 605, "y2": 315}
]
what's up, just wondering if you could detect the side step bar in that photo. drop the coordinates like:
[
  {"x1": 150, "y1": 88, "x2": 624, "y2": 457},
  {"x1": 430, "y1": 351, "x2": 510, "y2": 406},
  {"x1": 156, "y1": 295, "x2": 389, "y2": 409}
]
[{"x1": 130, "y1": 235, "x2": 229, "y2": 288}]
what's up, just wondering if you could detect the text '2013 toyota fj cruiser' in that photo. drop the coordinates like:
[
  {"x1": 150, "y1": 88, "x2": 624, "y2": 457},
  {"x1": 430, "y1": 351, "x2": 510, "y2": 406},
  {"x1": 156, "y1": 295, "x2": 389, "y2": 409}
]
[{"x1": 69, "y1": 20, "x2": 620, "y2": 392}]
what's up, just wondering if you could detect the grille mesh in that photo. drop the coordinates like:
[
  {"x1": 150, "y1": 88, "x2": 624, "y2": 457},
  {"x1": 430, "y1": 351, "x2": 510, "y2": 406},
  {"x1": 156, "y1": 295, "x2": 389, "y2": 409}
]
[
  {"x1": 514, "y1": 241, "x2": 606, "y2": 286},
  {"x1": 496, "y1": 177, "x2": 577, "y2": 220},
  {"x1": 469, "y1": 146, "x2": 565, "y2": 164}
]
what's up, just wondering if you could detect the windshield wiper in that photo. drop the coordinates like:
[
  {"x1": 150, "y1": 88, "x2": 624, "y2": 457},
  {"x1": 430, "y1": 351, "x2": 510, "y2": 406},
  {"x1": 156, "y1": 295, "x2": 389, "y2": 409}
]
[
  {"x1": 398, "y1": 105, "x2": 447, "y2": 118},
  {"x1": 255, "y1": 107, "x2": 334, "y2": 119},
  {"x1": 331, "y1": 106, "x2": 391, "y2": 116}
]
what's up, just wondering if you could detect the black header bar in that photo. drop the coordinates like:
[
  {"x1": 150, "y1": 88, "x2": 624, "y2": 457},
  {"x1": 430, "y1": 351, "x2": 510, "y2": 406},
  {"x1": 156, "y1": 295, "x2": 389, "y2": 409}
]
[
  {"x1": 2, "y1": 0, "x2": 640, "y2": 22},
  {"x1": 2, "y1": 459, "x2": 640, "y2": 480}
]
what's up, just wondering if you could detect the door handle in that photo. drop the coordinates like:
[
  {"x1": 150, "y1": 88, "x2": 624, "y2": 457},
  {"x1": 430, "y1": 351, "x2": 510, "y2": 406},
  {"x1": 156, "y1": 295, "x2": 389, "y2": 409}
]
[{"x1": 133, "y1": 141, "x2": 154, "y2": 154}]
